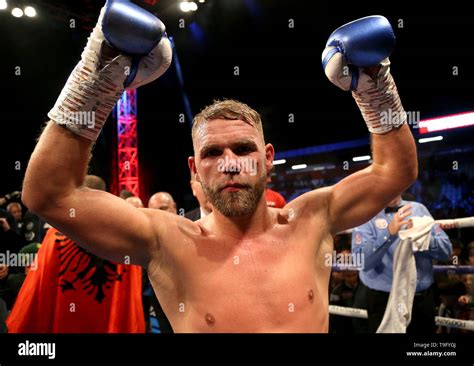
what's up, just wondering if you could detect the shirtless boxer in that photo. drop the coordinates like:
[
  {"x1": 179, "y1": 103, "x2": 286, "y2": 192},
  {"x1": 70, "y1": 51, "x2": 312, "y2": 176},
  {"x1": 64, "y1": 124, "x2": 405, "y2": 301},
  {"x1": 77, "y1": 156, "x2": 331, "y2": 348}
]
[{"x1": 22, "y1": 2, "x2": 417, "y2": 332}]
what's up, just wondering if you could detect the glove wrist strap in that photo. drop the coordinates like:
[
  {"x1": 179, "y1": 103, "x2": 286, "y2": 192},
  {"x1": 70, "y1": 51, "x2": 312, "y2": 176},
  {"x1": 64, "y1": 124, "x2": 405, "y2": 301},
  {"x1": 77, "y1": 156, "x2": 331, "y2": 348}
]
[{"x1": 352, "y1": 66, "x2": 406, "y2": 134}]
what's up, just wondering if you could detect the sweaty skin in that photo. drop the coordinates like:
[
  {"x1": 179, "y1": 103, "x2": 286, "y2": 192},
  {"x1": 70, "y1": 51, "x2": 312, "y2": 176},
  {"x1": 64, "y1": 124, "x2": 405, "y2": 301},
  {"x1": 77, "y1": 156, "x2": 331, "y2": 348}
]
[{"x1": 23, "y1": 116, "x2": 417, "y2": 333}]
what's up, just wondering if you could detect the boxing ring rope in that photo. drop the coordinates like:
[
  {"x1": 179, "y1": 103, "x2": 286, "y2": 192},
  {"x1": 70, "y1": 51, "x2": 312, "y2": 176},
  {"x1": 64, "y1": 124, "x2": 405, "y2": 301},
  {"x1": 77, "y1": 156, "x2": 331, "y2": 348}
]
[
  {"x1": 328, "y1": 305, "x2": 474, "y2": 331},
  {"x1": 330, "y1": 216, "x2": 474, "y2": 331},
  {"x1": 332, "y1": 265, "x2": 474, "y2": 273}
]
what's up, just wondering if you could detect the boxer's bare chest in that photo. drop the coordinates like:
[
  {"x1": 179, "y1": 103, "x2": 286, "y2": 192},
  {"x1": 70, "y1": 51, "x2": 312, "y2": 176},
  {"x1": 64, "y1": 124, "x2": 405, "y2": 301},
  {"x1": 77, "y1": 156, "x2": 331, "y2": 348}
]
[{"x1": 149, "y1": 213, "x2": 333, "y2": 332}]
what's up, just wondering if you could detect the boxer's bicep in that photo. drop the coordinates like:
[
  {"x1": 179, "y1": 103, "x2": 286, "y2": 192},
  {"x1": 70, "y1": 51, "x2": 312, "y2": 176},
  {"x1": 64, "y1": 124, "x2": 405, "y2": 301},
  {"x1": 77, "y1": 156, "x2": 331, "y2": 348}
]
[
  {"x1": 328, "y1": 125, "x2": 417, "y2": 234},
  {"x1": 38, "y1": 188, "x2": 158, "y2": 267},
  {"x1": 327, "y1": 167, "x2": 393, "y2": 234}
]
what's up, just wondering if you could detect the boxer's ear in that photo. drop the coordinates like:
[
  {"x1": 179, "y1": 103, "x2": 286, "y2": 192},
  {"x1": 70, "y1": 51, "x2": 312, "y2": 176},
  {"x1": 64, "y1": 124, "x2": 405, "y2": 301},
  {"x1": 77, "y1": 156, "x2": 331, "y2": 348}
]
[
  {"x1": 188, "y1": 156, "x2": 201, "y2": 182},
  {"x1": 264, "y1": 144, "x2": 275, "y2": 173}
]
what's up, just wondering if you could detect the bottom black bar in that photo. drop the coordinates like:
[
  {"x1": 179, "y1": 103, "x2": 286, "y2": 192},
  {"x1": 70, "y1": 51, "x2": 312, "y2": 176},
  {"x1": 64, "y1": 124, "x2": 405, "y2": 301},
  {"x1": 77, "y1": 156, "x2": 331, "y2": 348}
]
[{"x1": 0, "y1": 334, "x2": 474, "y2": 362}]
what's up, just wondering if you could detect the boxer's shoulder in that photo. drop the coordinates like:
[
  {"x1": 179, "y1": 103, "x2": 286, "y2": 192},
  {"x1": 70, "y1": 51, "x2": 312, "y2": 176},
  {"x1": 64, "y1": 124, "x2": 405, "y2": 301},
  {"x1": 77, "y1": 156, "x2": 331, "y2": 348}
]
[
  {"x1": 283, "y1": 186, "x2": 332, "y2": 219},
  {"x1": 140, "y1": 207, "x2": 200, "y2": 243}
]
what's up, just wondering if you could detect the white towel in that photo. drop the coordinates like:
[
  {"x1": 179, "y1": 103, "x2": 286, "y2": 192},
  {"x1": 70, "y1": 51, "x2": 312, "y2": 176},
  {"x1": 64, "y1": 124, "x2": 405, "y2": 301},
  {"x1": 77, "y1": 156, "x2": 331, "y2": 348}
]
[{"x1": 376, "y1": 216, "x2": 434, "y2": 333}]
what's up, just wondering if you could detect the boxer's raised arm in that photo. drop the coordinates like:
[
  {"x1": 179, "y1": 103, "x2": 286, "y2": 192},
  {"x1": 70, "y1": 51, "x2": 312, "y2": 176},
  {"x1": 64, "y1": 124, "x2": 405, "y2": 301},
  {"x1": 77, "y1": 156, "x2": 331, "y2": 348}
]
[
  {"x1": 23, "y1": 122, "x2": 160, "y2": 266},
  {"x1": 22, "y1": 1, "x2": 172, "y2": 266},
  {"x1": 320, "y1": 16, "x2": 417, "y2": 234}
]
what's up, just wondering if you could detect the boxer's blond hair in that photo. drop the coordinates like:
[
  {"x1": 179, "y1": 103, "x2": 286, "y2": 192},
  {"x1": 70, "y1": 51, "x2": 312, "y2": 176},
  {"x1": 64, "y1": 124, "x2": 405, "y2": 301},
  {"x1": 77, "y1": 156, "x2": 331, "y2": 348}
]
[{"x1": 192, "y1": 99, "x2": 265, "y2": 148}]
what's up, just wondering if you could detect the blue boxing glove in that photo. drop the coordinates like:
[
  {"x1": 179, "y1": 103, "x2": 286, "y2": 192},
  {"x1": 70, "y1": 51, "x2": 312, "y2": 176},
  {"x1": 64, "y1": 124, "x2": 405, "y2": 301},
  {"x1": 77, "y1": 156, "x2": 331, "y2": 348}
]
[
  {"x1": 48, "y1": 0, "x2": 172, "y2": 140},
  {"x1": 322, "y1": 16, "x2": 406, "y2": 134}
]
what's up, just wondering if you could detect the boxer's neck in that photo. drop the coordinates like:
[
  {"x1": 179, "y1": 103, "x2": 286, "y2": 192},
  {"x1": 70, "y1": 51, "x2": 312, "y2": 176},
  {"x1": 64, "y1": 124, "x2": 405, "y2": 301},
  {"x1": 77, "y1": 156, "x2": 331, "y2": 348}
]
[{"x1": 211, "y1": 196, "x2": 272, "y2": 240}]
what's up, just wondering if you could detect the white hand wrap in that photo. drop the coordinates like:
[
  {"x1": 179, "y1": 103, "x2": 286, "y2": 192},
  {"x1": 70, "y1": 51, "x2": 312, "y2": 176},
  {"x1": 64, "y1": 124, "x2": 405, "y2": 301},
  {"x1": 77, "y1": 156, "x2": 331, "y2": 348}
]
[
  {"x1": 352, "y1": 58, "x2": 406, "y2": 134},
  {"x1": 48, "y1": 7, "x2": 131, "y2": 141}
]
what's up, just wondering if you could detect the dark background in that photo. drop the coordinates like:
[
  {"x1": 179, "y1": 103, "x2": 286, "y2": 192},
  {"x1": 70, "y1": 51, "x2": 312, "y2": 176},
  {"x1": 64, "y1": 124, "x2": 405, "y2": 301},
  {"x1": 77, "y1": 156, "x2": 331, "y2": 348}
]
[{"x1": 1, "y1": 0, "x2": 473, "y2": 210}]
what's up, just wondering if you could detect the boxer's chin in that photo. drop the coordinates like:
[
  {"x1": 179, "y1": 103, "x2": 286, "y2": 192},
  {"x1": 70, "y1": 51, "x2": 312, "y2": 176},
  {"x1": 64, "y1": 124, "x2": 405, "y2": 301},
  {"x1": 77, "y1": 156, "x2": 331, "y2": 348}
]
[{"x1": 203, "y1": 176, "x2": 266, "y2": 217}]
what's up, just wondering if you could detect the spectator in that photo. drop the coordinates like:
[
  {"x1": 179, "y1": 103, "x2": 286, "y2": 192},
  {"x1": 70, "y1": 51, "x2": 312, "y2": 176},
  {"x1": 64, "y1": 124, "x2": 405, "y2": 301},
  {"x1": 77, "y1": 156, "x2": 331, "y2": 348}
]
[
  {"x1": 119, "y1": 189, "x2": 134, "y2": 200},
  {"x1": 0, "y1": 265, "x2": 9, "y2": 333},
  {"x1": 185, "y1": 173, "x2": 212, "y2": 221},
  {"x1": 0, "y1": 191, "x2": 21, "y2": 208},
  {"x1": 0, "y1": 242, "x2": 41, "y2": 312},
  {"x1": 126, "y1": 196, "x2": 144, "y2": 208},
  {"x1": 6, "y1": 202, "x2": 22, "y2": 232},
  {"x1": 467, "y1": 242, "x2": 474, "y2": 266},
  {"x1": 458, "y1": 273, "x2": 474, "y2": 317},
  {"x1": 148, "y1": 192, "x2": 177, "y2": 214},
  {"x1": 437, "y1": 279, "x2": 468, "y2": 333},
  {"x1": 0, "y1": 209, "x2": 24, "y2": 252},
  {"x1": 265, "y1": 173, "x2": 286, "y2": 209},
  {"x1": 330, "y1": 268, "x2": 359, "y2": 334},
  {"x1": 450, "y1": 239, "x2": 463, "y2": 265}
]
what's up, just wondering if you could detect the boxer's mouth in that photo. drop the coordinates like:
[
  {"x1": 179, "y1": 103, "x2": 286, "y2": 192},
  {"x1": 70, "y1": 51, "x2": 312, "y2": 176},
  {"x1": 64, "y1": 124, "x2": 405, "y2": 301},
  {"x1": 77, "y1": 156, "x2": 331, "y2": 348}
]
[{"x1": 221, "y1": 183, "x2": 247, "y2": 192}]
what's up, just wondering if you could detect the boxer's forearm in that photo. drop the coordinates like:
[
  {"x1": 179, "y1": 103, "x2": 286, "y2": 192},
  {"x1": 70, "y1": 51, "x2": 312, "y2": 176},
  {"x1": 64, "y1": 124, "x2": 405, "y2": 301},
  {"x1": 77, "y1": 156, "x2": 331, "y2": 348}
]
[{"x1": 22, "y1": 122, "x2": 92, "y2": 212}]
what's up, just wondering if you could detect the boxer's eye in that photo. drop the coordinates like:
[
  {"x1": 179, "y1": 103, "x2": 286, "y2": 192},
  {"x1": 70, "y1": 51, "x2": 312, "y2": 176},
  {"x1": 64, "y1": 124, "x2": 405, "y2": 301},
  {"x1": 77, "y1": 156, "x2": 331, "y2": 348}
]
[
  {"x1": 203, "y1": 148, "x2": 221, "y2": 158},
  {"x1": 234, "y1": 146, "x2": 252, "y2": 155},
  {"x1": 233, "y1": 142, "x2": 257, "y2": 155}
]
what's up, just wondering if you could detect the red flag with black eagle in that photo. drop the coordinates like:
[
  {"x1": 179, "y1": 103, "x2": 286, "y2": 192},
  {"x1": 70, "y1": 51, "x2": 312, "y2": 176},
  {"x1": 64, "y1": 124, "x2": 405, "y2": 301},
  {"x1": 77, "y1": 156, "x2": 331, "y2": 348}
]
[{"x1": 7, "y1": 227, "x2": 145, "y2": 333}]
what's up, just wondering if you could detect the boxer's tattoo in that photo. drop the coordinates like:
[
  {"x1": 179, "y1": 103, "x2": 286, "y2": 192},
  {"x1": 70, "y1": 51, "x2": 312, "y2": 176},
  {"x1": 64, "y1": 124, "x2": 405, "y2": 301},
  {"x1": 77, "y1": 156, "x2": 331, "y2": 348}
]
[
  {"x1": 179, "y1": 303, "x2": 185, "y2": 313},
  {"x1": 205, "y1": 313, "x2": 215, "y2": 325}
]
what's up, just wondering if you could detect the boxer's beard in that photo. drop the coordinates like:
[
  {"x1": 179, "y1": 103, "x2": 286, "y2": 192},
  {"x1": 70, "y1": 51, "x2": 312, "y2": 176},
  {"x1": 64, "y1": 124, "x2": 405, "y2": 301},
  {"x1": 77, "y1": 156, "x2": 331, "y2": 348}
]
[{"x1": 202, "y1": 172, "x2": 266, "y2": 217}]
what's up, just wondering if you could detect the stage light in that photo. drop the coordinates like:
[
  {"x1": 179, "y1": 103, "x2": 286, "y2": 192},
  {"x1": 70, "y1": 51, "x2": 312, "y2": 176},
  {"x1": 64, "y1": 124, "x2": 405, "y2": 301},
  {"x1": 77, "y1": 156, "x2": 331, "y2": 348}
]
[
  {"x1": 24, "y1": 6, "x2": 36, "y2": 17},
  {"x1": 11, "y1": 7, "x2": 23, "y2": 17},
  {"x1": 418, "y1": 136, "x2": 443, "y2": 144},
  {"x1": 291, "y1": 164, "x2": 307, "y2": 170},
  {"x1": 273, "y1": 159, "x2": 286, "y2": 165},
  {"x1": 352, "y1": 155, "x2": 371, "y2": 162},
  {"x1": 179, "y1": 1, "x2": 191, "y2": 12},
  {"x1": 198, "y1": 0, "x2": 205, "y2": 3},
  {"x1": 0, "y1": 0, "x2": 7, "y2": 11},
  {"x1": 419, "y1": 111, "x2": 474, "y2": 133},
  {"x1": 189, "y1": 1, "x2": 198, "y2": 11}
]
